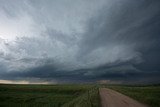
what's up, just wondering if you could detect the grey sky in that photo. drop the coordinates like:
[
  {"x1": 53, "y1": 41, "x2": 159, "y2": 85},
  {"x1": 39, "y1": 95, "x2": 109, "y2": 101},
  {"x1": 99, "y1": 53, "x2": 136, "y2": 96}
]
[{"x1": 0, "y1": 0, "x2": 160, "y2": 84}]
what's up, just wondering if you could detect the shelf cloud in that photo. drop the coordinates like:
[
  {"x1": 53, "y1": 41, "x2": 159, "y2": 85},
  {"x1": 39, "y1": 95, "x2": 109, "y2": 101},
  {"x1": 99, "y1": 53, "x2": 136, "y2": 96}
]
[{"x1": 0, "y1": 0, "x2": 160, "y2": 84}]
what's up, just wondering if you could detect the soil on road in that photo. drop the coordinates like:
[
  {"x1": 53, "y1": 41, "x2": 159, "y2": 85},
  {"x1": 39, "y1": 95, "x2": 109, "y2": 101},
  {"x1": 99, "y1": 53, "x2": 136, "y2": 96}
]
[{"x1": 99, "y1": 88, "x2": 148, "y2": 107}]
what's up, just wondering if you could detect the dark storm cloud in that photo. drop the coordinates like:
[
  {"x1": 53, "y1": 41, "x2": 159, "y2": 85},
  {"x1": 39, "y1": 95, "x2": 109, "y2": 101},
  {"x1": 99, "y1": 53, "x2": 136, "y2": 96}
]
[
  {"x1": 0, "y1": 0, "x2": 160, "y2": 84},
  {"x1": 77, "y1": 0, "x2": 160, "y2": 83},
  {"x1": 5, "y1": 63, "x2": 159, "y2": 84},
  {"x1": 80, "y1": 0, "x2": 160, "y2": 57}
]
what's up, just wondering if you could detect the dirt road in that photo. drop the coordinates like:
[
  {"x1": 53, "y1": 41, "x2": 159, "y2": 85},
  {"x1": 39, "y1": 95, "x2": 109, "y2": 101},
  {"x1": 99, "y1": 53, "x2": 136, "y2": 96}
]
[{"x1": 99, "y1": 88, "x2": 148, "y2": 107}]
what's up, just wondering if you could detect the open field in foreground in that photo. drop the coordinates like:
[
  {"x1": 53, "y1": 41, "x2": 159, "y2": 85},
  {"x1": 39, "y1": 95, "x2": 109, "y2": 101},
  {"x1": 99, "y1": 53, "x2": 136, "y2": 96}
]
[
  {"x1": 0, "y1": 84, "x2": 100, "y2": 107},
  {"x1": 106, "y1": 85, "x2": 160, "y2": 107},
  {"x1": 0, "y1": 84, "x2": 160, "y2": 107}
]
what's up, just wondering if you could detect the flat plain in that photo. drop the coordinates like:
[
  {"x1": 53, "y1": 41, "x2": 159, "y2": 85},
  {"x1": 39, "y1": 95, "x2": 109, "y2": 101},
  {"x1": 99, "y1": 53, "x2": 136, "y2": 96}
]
[
  {"x1": 0, "y1": 84, "x2": 159, "y2": 107},
  {"x1": 0, "y1": 84, "x2": 99, "y2": 107}
]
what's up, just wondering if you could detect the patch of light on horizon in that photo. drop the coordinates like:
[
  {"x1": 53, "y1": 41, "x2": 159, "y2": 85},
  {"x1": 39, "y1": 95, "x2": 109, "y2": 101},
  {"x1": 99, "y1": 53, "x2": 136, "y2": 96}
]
[{"x1": 0, "y1": 79, "x2": 51, "y2": 84}]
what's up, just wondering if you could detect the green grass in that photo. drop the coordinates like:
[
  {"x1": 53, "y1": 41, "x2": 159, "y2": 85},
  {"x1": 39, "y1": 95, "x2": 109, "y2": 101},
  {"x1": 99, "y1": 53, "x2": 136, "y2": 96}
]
[
  {"x1": 62, "y1": 86, "x2": 101, "y2": 107},
  {"x1": 0, "y1": 84, "x2": 95, "y2": 107},
  {"x1": 106, "y1": 85, "x2": 160, "y2": 107},
  {"x1": 1, "y1": 84, "x2": 159, "y2": 107}
]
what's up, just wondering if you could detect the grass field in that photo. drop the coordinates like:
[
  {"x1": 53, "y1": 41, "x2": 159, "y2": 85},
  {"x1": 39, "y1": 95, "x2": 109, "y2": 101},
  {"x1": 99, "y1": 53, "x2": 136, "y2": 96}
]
[
  {"x1": 62, "y1": 86, "x2": 100, "y2": 107},
  {"x1": 0, "y1": 84, "x2": 100, "y2": 107},
  {"x1": 106, "y1": 85, "x2": 160, "y2": 107},
  {"x1": 0, "y1": 84, "x2": 159, "y2": 107}
]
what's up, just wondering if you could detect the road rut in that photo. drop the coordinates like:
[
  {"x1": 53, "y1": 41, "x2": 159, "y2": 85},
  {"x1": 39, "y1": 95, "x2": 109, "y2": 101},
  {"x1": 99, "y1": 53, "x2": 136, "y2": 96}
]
[{"x1": 99, "y1": 88, "x2": 148, "y2": 107}]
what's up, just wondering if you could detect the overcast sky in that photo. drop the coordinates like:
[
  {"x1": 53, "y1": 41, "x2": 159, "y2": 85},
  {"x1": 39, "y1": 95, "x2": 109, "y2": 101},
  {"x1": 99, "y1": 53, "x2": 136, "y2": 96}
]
[{"x1": 0, "y1": 0, "x2": 160, "y2": 84}]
